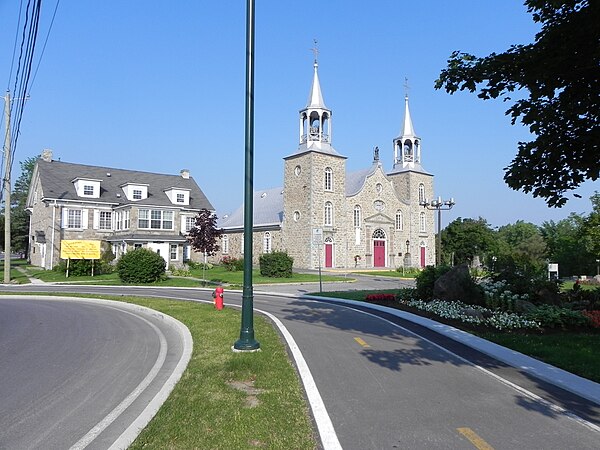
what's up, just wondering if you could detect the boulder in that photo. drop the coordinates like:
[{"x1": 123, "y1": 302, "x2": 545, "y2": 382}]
[
  {"x1": 514, "y1": 299, "x2": 537, "y2": 313},
  {"x1": 459, "y1": 308, "x2": 485, "y2": 321},
  {"x1": 433, "y1": 264, "x2": 473, "y2": 303}
]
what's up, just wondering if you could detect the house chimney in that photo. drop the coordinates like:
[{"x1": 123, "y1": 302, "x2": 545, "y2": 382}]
[
  {"x1": 41, "y1": 149, "x2": 53, "y2": 162},
  {"x1": 180, "y1": 169, "x2": 190, "y2": 179}
]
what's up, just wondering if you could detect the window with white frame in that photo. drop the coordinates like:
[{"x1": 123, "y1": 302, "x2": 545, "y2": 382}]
[
  {"x1": 324, "y1": 167, "x2": 333, "y2": 191},
  {"x1": 115, "y1": 211, "x2": 122, "y2": 230},
  {"x1": 263, "y1": 232, "x2": 272, "y2": 253},
  {"x1": 139, "y1": 209, "x2": 174, "y2": 230},
  {"x1": 420, "y1": 212, "x2": 426, "y2": 232},
  {"x1": 134, "y1": 243, "x2": 142, "y2": 249},
  {"x1": 99, "y1": 211, "x2": 112, "y2": 230},
  {"x1": 133, "y1": 189, "x2": 142, "y2": 200},
  {"x1": 170, "y1": 244, "x2": 178, "y2": 260},
  {"x1": 185, "y1": 216, "x2": 195, "y2": 232},
  {"x1": 353, "y1": 205, "x2": 361, "y2": 228},
  {"x1": 324, "y1": 201, "x2": 333, "y2": 226},
  {"x1": 418, "y1": 183, "x2": 425, "y2": 203},
  {"x1": 83, "y1": 185, "x2": 94, "y2": 196},
  {"x1": 67, "y1": 210, "x2": 82, "y2": 229},
  {"x1": 395, "y1": 210, "x2": 403, "y2": 231},
  {"x1": 176, "y1": 193, "x2": 185, "y2": 203},
  {"x1": 222, "y1": 234, "x2": 229, "y2": 254},
  {"x1": 124, "y1": 210, "x2": 130, "y2": 229}
]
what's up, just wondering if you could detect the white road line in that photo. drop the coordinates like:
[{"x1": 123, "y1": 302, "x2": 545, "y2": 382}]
[
  {"x1": 255, "y1": 307, "x2": 343, "y2": 450},
  {"x1": 70, "y1": 306, "x2": 168, "y2": 450}
]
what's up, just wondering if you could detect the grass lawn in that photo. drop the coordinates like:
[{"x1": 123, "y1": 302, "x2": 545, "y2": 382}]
[
  {"x1": 17, "y1": 263, "x2": 348, "y2": 287},
  {"x1": 122, "y1": 296, "x2": 316, "y2": 449},
  {"x1": 351, "y1": 269, "x2": 419, "y2": 279},
  {"x1": 314, "y1": 289, "x2": 600, "y2": 384}
]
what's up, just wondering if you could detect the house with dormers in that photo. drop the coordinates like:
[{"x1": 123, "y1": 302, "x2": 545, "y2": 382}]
[
  {"x1": 26, "y1": 150, "x2": 213, "y2": 269},
  {"x1": 216, "y1": 58, "x2": 436, "y2": 269}
]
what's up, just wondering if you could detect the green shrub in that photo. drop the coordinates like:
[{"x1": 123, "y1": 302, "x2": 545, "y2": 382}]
[
  {"x1": 221, "y1": 256, "x2": 243, "y2": 271},
  {"x1": 116, "y1": 248, "x2": 166, "y2": 283},
  {"x1": 415, "y1": 265, "x2": 451, "y2": 301},
  {"x1": 259, "y1": 251, "x2": 293, "y2": 278},
  {"x1": 525, "y1": 305, "x2": 592, "y2": 329}
]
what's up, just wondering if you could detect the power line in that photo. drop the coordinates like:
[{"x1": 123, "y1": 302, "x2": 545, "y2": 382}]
[{"x1": 30, "y1": 0, "x2": 61, "y2": 91}]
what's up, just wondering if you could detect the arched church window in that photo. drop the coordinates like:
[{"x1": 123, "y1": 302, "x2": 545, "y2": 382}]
[
  {"x1": 263, "y1": 232, "x2": 272, "y2": 254},
  {"x1": 222, "y1": 234, "x2": 229, "y2": 254},
  {"x1": 418, "y1": 184, "x2": 425, "y2": 203},
  {"x1": 324, "y1": 167, "x2": 333, "y2": 191},
  {"x1": 372, "y1": 229, "x2": 386, "y2": 239},
  {"x1": 324, "y1": 201, "x2": 333, "y2": 226},
  {"x1": 353, "y1": 205, "x2": 361, "y2": 228},
  {"x1": 395, "y1": 210, "x2": 403, "y2": 231}
]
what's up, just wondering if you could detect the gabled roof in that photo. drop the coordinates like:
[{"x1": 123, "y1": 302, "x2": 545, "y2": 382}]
[
  {"x1": 33, "y1": 159, "x2": 213, "y2": 210},
  {"x1": 346, "y1": 162, "x2": 380, "y2": 196},
  {"x1": 218, "y1": 187, "x2": 283, "y2": 229}
]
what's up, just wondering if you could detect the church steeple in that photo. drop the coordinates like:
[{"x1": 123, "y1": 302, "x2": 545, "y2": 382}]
[
  {"x1": 297, "y1": 41, "x2": 338, "y2": 155},
  {"x1": 393, "y1": 94, "x2": 422, "y2": 170}
]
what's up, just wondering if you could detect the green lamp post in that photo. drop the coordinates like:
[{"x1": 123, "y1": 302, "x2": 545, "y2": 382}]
[{"x1": 234, "y1": 0, "x2": 260, "y2": 351}]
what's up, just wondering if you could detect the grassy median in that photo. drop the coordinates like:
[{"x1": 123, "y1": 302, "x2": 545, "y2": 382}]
[{"x1": 101, "y1": 296, "x2": 317, "y2": 449}]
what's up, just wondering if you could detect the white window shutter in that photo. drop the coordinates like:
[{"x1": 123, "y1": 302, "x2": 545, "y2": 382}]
[
  {"x1": 82, "y1": 209, "x2": 89, "y2": 229},
  {"x1": 93, "y1": 210, "x2": 99, "y2": 229},
  {"x1": 181, "y1": 216, "x2": 186, "y2": 233},
  {"x1": 61, "y1": 208, "x2": 68, "y2": 229}
]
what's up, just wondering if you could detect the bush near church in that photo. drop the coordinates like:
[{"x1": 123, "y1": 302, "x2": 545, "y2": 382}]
[
  {"x1": 117, "y1": 248, "x2": 166, "y2": 283},
  {"x1": 259, "y1": 251, "x2": 293, "y2": 278}
]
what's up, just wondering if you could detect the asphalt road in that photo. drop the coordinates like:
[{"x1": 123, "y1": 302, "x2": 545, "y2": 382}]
[
  {"x1": 0, "y1": 295, "x2": 189, "y2": 450},
  {"x1": 1, "y1": 283, "x2": 599, "y2": 449}
]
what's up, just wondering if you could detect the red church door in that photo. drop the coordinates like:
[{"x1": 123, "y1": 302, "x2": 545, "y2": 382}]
[
  {"x1": 420, "y1": 246, "x2": 426, "y2": 268},
  {"x1": 325, "y1": 242, "x2": 333, "y2": 268},
  {"x1": 374, "y1": 240, "x2": 385, "y2": 267}
]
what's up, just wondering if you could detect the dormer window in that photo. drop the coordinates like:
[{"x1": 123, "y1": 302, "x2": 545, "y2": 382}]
[
  {"x1": 164, "y1": 187, "x2": 190, "y2": 205},
  {"x1": 121, "y1": 183, "x2": 149, "y2": 201},
  {"x1": 72, "y1": 178, "x2": 101, "y2": 198}
]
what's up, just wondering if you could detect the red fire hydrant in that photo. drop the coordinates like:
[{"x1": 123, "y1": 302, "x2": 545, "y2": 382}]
[{"x1": 213, "y1": 286, "x2": 224, "y2": 310}]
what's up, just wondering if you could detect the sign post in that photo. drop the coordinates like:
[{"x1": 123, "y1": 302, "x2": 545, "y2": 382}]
[{"x1": 312, "y1": 228, "x2": 323, "y2": 292}]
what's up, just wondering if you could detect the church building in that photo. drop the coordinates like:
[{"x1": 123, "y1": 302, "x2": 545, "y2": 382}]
[{"x1": 216, "y1": 58, "x2": 436, "y2": 270}]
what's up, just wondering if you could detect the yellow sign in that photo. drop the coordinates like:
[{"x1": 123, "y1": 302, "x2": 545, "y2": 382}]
[{"x1": 60, "y1": 240, "x2": 101, "y2": 260}]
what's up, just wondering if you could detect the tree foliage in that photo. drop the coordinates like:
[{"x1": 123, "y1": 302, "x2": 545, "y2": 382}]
[
  {"x1": 436, "y1": 0, "x2": 599, "y2": 206},
  {"x1": 187, "y1": 208, "x2": 223, "y2": 256},
  {"x1": 440, "y1": 217, "x2": 498, "y2": 265},
  {"x1": 1, "y1": 155, "x2": 37, "y2": 252}
]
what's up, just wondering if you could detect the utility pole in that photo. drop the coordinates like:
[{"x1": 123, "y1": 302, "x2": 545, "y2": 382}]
[{"x1": 3, "y1": 90, "x2": 11, "y2": 283}]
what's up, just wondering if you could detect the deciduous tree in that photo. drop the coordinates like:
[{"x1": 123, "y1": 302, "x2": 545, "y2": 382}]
[{"x1": 436, "y1": 0, "x2": 599, "y2": 206}]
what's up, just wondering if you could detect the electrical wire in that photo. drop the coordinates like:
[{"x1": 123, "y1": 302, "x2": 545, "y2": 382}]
[{"x1": 30, "y1": 0, "x2": 61, "y2": 91}]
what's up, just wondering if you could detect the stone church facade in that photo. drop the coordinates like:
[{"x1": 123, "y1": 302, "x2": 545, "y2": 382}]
[{"x1": 216, "y1": 59, "x2": 436, "y2": 270}]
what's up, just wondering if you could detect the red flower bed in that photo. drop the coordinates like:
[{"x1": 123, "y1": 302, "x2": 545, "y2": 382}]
[
  {"x1": 365, "y1": 293, "x2": 397, "y2": 303},
  {"x1": 583, "y1": 311, "x2": 600, "y2": 328}
]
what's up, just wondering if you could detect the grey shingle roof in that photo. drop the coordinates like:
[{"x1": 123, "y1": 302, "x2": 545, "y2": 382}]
[
  {"x1": 387, "y1": 162, "x2": 432, "y2": 176},
  {"x1": 346, "y1": 163, "x2": 379, "y2": 196},
  {"x1": 218, "y1": 187, "x2": 283, "y2": 229},
  {"x1": 35, "y1": 159, "x2": 213, "y2": 210}
]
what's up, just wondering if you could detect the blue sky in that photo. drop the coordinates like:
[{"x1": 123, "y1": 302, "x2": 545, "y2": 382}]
[{"x1": 1, "y1": 1, "x2": 597, "y2": 228}]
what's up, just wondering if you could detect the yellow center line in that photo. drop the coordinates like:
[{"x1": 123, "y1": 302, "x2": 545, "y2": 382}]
[
  {"x1": 354, "y1": 337, "x2": 370, "y2": 348},
  {"x1": 457, "y1": 428, "x2": 495, "y2": 450}
]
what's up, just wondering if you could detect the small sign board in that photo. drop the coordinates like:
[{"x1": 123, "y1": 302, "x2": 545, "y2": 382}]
[
  {"x1": 60, "y1": 240, "x2": 101, "y2": 260},
  {"x1": 312, "y1": 228, "x2": 323, "y2": 245}
]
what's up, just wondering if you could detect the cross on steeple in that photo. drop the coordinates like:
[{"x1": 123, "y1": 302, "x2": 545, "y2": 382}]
[
  {"x1": 311, "y1": 39, "x2": 319, "y2": 64},
  {"x1": 404, "y1": 77, "x2": 410, "y2": 98}
]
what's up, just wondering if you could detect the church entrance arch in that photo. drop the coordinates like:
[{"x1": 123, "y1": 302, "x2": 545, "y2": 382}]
[
  {"x1": 372, "y1": 229, "x2": 386, "y2": 268},
  {"x1": 324, "y1": 237, "x2": 334, "y2": 268}
]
